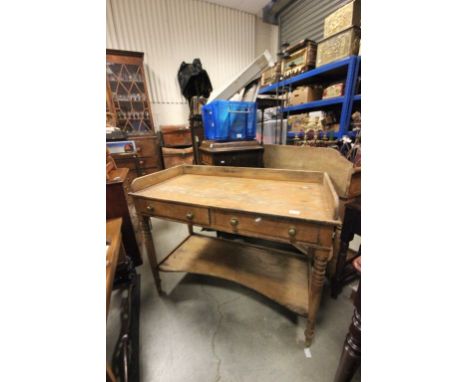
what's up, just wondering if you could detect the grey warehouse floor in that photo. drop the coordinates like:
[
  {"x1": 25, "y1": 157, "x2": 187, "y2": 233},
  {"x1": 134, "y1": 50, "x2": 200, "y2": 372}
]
[{"x1": 107, "y1": 217, "x2": 360, "y2": 382}]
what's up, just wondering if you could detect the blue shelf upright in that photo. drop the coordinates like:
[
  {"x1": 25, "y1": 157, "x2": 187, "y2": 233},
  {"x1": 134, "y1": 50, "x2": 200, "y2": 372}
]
[
  {"x1": 258, "y1": 55, "x2": 360, "y2": 141},
  {"x1": 343, "y1": 56, "x2": 361, "y2": 132}
]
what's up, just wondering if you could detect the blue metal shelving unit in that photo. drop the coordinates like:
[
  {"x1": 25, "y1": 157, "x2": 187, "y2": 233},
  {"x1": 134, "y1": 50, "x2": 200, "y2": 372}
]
[
  {"x1": 258, "y1": 55, "x2": 360, "y2": 140},
  {"x1": 345, "y1": 56, "x2": 361, "y2": 127}
]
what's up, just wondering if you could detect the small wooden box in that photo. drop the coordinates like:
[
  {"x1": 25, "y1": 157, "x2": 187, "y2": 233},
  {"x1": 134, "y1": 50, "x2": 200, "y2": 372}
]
[
  {"x1": 200, "y1": 140, "x2": 264, "y2": 168},
  {"x1": 260, "y1": 62, "x2": 281, "y2": 87},
  {"x1": 160, "y1": 125, "x2": 192, "y2": 147},
  {"x1": 281, "y1": 39, "x2": 317, "y2": 78},
  {"x1": 162, "y1": 147, "x2": 194, "y2": 168},
  {"x1": 287, "y1": 85, "x2": 323, "y2": 106},
  {"x1": 324, "y1": 0, "x2": 361, "y2": 38},
  {"x1": 316, "y1": 27, "x2": 360, "y2": 67}
]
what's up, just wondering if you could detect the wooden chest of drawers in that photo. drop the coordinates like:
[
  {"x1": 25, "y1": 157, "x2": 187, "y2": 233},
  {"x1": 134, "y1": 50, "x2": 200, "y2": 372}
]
[
  {"x1": 161, "y1": 147, "x2": 194, "y2": 168},
  {"x1": 199, "y1": 140, "x2": 264, "y2": 167},
  {"x1": 112, "y1": 135, "x2": 163, "y2": 182},
  {"x1": 160, "y1": 125, "x2": 192, "y2": 147}
]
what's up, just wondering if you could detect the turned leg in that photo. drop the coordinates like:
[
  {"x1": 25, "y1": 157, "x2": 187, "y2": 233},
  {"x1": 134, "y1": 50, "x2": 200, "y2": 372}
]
[
  {"x1": 140, "y1": 215, "x2": 162, "y2": 293},
  {"x1": 305, "y1": 248, "x2": 330, "y2": 346},
  {"x1": 334, "y1": 282, "x2": 361, "y2": 382},
  {"x1": 327, "y1": 227, "x2": 342, "y2": 279}
]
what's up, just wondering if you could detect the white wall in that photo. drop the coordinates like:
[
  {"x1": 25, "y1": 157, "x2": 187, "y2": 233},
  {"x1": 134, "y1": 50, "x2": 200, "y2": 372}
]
[
  {"x1": 255, "y1": 16, "x2": 278, "y2": 58},
  {"x1": 107, "y1": 0, "x2": 277, "y2": 127}
]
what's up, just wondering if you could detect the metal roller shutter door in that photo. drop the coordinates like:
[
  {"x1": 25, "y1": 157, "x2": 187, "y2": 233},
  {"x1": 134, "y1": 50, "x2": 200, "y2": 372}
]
[{"x1": 279, "y1": 0, "x2": 349, "y2": 45}]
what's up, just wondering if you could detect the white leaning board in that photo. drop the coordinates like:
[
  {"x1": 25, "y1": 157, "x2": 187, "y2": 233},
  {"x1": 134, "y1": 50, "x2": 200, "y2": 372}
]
[{"x1": 208, "y1": 50, "x2": 274, "y2": 103}]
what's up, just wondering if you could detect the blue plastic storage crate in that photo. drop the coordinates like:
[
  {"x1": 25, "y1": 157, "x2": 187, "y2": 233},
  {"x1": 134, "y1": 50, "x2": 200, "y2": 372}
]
[{"x1": 202, "y1": 100, "x2": 257, "y2": 141}]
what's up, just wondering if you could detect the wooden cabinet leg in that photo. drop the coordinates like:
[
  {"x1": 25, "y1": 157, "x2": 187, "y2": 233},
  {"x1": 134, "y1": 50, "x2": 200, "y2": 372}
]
[
  {"x1": 334, "y1": 282, "x2": 361, "y2": 382},
  {"x1": 140, "y1": 215, "x2": 162, "y2": 294},
  {"x1": 305, "y1": 248, "x2": 329, "y2": 346}
]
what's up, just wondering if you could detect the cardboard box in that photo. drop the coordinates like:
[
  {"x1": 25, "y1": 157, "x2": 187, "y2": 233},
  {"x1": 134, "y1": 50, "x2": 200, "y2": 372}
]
[
  {"x1": 324, "y1": 0, "x2": 361, "y2": 38},
  {"x1": 287, "y1": 85, "x2": 323, "y2": 106},
  {"x1": 288, "y1": 111, "x2": 326, "y2": 132},
  {"x1": 288, "y1": 114, "x2": 309, "y2": 133},
  {"x1": 323, "y1": 83, "x2": 345, "y2": 99}
]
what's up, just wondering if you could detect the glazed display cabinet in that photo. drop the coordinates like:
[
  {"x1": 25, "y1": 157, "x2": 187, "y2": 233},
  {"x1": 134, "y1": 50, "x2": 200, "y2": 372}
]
[{"x1": 106, "y1": 49, "x2": 155, "y2": 135}]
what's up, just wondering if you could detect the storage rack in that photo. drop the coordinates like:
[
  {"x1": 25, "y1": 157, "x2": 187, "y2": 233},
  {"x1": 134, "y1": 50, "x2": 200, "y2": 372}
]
[
  {"x1": 258, "y1": 55, "x2": 360, "y2": 141},
  {"x1": 350, "y1": 55, "x2": 361, "y2": 113}
]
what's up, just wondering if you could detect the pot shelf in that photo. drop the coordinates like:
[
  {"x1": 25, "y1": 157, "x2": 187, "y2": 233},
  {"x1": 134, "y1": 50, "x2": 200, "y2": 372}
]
[{"x1": 159, "y1": 234, "x2": 309, "y2": 316}]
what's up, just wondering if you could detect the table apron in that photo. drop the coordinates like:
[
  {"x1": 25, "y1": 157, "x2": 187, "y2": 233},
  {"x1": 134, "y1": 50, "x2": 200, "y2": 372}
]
[{"x1": 134, "y1": 198, "x2": 333, "y2": 249}]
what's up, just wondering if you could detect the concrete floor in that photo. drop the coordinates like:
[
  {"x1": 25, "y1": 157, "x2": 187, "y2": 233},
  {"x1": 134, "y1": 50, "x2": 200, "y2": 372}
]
[{"x1": 107, "y1": 218, "x2": 360, "y2": 382}]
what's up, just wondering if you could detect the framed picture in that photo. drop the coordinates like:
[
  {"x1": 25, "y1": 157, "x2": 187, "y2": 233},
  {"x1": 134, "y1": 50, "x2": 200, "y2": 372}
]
[{"x1": 106, "y1": 140, "x2": 136, "y2": 154}]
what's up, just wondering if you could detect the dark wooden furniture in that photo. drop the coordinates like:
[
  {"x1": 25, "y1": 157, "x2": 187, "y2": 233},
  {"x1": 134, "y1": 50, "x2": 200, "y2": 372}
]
[
  {"x1": 189, "y1": 116, "x2": 204, "y2": 164},
  {"x1": 106, "y1": 49, "x2": 163, "y2": 180},
  {"x1": 129, "y1": 164, "x2": 340, "y2": 346},
  {"x1": 160, "y1": 125, "x2": 192, "y2": 147},
  {"x1": 106, "y1": 219, "x2": 140, "y2": 382},
  {"x1": 111, "y1": 135, "x2": 163, "y2": 184},
  {"x1": 106, "y1": 168, "x2": 142, "y2": 266},
  {"x1": 334, "y1": 256, "x2": 361, "y2": 382},
  {"x1": 106, "y1": 49, "x2": 155, "y2": 135},
  {"x1": 331, "y1": 198, "x2": 361, "y2": 298},
  {"x1": 160, "y1": 125, "x2": 195, "y2": 168},
  {"x1": 161, "y1": 147, "x2": 194, "y2": 168},
  {"x1": 106, "y1": 218, "x2": 124, "y2": 317},
  {"x1": 106, "y1": 218, "x2": 123, "y2": 382},
  {"x1": 199, "y1": 140, "x2": 264, "y2": 167}
]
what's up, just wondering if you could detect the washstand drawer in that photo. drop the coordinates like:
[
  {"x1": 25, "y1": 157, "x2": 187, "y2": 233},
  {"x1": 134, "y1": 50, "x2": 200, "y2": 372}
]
[
  {"x1": 135, "y1": 199, "x2": 210, "y2": 225},
  {"x1": 211, "y1": 210, "x2": 319, "y2": 244}
]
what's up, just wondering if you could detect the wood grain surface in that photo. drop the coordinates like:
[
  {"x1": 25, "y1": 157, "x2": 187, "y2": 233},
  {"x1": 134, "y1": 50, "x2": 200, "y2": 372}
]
[
  {"x1": 160, "y1": 235, "x2": 309, "y2": 316},
  {"x1": 263, "y1": 145, "x2": 360, "y2": 199},
  {"x1": 106, "y1": 218, "x2": 122, "y2": 319},
  {"x1": 131, "y1": 170, "x2": 338, "y2": 223}
]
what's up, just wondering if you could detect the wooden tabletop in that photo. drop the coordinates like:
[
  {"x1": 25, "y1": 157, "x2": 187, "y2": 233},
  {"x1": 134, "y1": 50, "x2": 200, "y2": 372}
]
[
  {"x1": 107, "y1": 168, "x2": 129, "y2": 184},
  {"x1": 106, "y1": 218, "x2": 122, "y2": 319},
  {"x1": 131, "y1": 166, "x2": 339, "y2": 224}
]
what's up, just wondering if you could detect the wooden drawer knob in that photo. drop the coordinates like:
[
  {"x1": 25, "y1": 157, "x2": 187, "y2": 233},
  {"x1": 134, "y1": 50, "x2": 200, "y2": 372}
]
[
  {"x1": 230, "y1": 218, "x2": 239, "y2": 227},
  {"x1": 146, "y1": 205, "x2": 154, "y2": 212},
  {"x1": 288, "y1": 227, "x2": 297, "y2": 238},
  {"x1": 186, "y1": 211, "x2": 194, "y2": 220}
]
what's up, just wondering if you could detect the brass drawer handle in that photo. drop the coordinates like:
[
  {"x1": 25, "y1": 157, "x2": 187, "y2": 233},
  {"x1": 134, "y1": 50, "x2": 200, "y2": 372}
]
[
  {"x1": 186, "y1": 211, "x2": 194, "y2": 220},
  {"x1": 146, "y1": 205, "x2": 154, "y2": 212},
  {"x1": 288, "y1": 227, "x2": 297, "y2": 238},
  {"x1": 230, "y1": 218, "x2": 239, "y2": 227}
]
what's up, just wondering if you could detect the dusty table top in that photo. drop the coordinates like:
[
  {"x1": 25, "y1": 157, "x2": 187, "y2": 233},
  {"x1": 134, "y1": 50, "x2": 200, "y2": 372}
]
[{"x1": 132, "y1": 172, "x2": 338, "y2": 224}]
